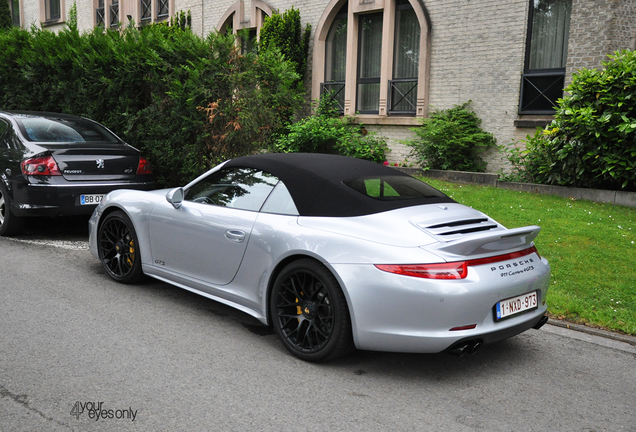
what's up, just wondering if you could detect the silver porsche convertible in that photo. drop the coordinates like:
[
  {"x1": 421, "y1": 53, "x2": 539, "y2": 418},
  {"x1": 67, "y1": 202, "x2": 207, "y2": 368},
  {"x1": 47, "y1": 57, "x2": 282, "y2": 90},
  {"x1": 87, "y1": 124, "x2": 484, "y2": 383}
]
[{"x1": 88, "y1": 153, "x2": 550, "y2": 361}]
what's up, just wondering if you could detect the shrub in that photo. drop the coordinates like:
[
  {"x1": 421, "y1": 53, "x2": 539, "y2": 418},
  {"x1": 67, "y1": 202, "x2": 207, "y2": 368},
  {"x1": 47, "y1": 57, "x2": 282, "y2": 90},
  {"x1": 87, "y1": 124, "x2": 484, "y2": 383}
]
[
  {"x1": 273, "y1": 98, "x2": 388, "y2": 163},
  {"x1": 405, "y1": 102, "x2": 496, "y2": 172},
  {"x1": 504, "y1": 50, "x2": 636, "y2": 191}
]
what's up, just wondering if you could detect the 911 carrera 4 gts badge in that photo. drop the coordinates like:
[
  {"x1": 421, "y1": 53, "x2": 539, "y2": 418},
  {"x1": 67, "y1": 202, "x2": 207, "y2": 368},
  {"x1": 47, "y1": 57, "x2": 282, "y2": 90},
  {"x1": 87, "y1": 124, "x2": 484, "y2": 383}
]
[{"x1": 96, "y1": 159, "x2": 105, "y2": 169}]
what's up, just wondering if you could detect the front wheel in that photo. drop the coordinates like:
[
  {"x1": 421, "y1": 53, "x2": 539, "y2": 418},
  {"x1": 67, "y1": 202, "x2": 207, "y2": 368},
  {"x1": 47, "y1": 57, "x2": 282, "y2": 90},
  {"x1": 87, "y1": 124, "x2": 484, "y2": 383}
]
[
  {"x1": 270, "y1": 259, "x2": 354, "y2": 362},
  {"x1": 97, "y1": 210, "x2": 144, "y2": 284},
  {"x1": 0, "y1": 185, "x2": 23, "y2": 236}
]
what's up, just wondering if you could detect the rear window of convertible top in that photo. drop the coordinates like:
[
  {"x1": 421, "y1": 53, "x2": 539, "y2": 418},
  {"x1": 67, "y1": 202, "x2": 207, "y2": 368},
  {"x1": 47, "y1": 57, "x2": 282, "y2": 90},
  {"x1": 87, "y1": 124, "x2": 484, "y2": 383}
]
[{"x1": 343, "y1": 176, "x2": 447, "y2": 201}]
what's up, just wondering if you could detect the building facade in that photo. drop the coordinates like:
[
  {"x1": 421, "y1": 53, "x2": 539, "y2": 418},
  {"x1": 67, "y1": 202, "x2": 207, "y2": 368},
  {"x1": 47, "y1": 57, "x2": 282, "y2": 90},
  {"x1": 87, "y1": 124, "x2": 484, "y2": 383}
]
[{"x1": 9, "y1": 0, "x2": 636, "y2": 171}]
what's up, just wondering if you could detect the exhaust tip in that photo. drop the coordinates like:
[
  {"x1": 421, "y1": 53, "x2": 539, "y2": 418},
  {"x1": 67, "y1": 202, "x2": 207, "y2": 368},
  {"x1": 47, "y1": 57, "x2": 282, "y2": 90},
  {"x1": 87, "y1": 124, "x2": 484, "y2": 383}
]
[
  {"x1": 449, "y1": 340, "x2": 483, "y2": 357},
  {"x1": 533, "y1": 315, "x2": 549, "y2": 330}
]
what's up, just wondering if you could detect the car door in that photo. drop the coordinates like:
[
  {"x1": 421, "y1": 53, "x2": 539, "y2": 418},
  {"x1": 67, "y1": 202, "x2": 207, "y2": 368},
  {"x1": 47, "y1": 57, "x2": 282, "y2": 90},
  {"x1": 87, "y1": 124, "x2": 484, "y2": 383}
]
[{"x1": 148, "y1": 167, "x2": 279, "y2": 286}]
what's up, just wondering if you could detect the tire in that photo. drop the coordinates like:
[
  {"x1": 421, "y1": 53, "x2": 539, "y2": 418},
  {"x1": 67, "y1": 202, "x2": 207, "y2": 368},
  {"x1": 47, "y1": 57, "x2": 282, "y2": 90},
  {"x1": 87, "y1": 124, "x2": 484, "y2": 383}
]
[
  {"x1": 0, "y1": 184, "x2": 23, "y2": 236},
  {"x1": 97, "y1": 210, "x2": 144, "y2": 284},
  {"x1": 270, "y1": 259, "x2": 354, "y2": 362}
]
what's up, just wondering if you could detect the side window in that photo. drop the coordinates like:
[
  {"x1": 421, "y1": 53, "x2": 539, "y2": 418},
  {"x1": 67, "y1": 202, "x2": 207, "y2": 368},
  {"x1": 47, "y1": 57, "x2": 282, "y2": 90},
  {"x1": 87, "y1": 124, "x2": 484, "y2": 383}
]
[
  {"x1": 260, "y1": 181, "x2": 299, "y2": 215},
  {"x1": 185, "y1": 167, "x2": 279, "y2": 212}
]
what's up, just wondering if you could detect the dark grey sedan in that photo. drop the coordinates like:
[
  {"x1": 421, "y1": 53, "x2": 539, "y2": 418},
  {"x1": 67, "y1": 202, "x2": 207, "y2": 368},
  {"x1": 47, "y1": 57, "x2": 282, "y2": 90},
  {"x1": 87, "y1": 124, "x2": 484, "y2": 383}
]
[{"x1": 0, "y1": 111, "x2": 155, "y2": 235}]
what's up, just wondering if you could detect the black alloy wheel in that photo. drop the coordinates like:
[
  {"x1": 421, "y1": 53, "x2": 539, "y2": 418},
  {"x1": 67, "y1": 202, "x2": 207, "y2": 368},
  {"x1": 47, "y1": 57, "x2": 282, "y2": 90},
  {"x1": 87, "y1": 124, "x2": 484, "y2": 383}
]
[
  {"x1": 98, "y1": 210, "x2": 144, "y2": 284},
  {"x1": 0, "y1": 184, "x2": 23, "y2": 236},
  {"x1": 270, "y1": 259, "x2": 353, "y2": 362}
]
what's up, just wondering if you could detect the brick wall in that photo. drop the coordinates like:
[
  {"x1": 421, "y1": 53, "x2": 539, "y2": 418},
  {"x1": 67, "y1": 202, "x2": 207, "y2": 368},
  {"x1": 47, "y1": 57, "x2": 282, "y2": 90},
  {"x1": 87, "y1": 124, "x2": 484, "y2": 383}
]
[{"x1": 424, "y1": 0, "x2": 529, "y2": 171}]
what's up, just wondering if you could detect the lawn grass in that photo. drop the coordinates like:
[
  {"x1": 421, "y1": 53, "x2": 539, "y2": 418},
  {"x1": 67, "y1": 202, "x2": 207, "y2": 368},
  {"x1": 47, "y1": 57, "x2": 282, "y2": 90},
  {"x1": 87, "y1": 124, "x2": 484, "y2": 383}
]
[{"x1": 420, "y1": 177, "x2": 636, "y2": 336}]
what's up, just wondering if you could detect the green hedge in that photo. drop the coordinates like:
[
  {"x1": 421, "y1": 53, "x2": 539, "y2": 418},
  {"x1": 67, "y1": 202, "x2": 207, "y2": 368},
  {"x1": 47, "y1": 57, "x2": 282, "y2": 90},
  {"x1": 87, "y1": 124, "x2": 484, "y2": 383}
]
[
  {"x1": 0, "y1": 22, "x2": 302, "y2": 186},
  {"x1": 503, "y1": 50, "x2": 636, "y2": 191}
]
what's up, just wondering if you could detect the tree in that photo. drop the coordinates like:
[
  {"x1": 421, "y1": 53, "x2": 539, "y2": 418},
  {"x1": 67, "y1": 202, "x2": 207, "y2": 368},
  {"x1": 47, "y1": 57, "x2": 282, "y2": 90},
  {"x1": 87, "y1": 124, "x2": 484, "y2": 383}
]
[{"x1": 258, "y1": 7, "x2": 311, "y2": 83}]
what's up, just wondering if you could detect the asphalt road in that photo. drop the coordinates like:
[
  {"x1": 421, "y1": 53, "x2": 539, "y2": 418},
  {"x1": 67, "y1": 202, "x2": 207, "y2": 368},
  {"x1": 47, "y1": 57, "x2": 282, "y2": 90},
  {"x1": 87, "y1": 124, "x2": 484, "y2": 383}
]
[{"x1": 1, "y1": 218, "x2": 635, "y2": 432}]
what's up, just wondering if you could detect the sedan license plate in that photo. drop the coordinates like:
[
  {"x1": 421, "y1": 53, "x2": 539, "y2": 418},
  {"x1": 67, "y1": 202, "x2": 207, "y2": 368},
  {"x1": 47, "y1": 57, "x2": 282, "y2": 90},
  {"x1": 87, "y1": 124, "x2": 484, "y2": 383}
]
[
  {"x1": 495, "y1": 291, "x2": 538, "y2": 321},
  {"x1": 80, "y1": 194, "x2": 104, "y2": 205}
]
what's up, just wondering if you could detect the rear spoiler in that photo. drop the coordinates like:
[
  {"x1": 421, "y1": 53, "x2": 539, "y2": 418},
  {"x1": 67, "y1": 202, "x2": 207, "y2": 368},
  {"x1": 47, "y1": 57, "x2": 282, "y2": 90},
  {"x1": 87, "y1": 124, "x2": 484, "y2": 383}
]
[{"x1": 427, "y1": 225, "x2": 541, "y2": 258}]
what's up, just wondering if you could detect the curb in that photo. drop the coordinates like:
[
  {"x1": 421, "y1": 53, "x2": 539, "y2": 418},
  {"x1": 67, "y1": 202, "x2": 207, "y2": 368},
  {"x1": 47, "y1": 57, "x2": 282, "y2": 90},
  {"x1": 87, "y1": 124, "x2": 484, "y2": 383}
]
[
  {"x1": 394, "y1": 167, "x2": 636, "y2": 208},
  {"x1": 547, "y1": 318, "x2": 636, "y2": 346}
]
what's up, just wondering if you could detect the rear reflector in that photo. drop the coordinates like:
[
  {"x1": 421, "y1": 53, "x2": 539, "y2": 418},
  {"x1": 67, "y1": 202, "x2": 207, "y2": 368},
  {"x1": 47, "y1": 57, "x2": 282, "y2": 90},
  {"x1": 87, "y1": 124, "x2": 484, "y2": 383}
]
[
  {"x1": 136, "y1": 156, "x2": 152, "y2": 175},
  {"x1": 450, "y1": 324, "x2": 477, "y2": 331},
  {"x1": 21, "y1": 156, "x2": 61, "y2": 176},
  {"x1": 375, "y1": 246, "x2": 539, "y2": 280}
]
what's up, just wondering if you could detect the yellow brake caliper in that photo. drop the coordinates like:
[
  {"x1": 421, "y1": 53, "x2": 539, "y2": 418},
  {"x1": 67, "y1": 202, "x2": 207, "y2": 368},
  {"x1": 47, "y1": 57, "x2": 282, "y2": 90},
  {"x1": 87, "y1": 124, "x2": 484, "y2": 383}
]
[{"x1": 126, "y1": 238, "x2": 135, "y2": 267}]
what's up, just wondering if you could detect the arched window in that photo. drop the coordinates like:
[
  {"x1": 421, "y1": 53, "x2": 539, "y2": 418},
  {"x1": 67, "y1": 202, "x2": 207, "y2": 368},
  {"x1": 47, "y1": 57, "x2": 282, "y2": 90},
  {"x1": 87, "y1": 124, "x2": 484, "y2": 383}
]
[
  {"x1": 313, "y1": 0, "x2": 430, "y2": 119},
  {"x1": 390, "y1": 0, "x2": 421, "y2": 114},
  {"x1": 322, "y1": 4, "x2": 348, "y2": 112},
  {"x1": 217, "y1": 0, "x2": 275, "y2": 45}
]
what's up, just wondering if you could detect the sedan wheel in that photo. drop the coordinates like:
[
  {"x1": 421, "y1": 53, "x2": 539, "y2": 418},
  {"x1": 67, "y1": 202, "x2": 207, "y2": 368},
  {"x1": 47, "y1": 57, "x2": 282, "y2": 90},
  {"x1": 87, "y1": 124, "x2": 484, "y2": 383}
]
[
  {"x1": 0, "y1": 186, "x2": 23, "y2": 236},
  {"x1": 271, "y1": 259, "x2": 353, "y2": 362},
  {"x1": 98, "y1": 211, "x2": 144, "y2": 284}
]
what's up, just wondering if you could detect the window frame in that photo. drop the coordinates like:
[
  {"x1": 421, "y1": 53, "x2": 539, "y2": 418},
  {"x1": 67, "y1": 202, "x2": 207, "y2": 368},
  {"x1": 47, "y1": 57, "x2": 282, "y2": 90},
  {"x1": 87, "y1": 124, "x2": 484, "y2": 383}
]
[
  {"x1": 312, "y1": 0, "x2": 430, "y2": 122},
  {"x1": 356, "y1": 12, "x2": 384, "y2": 115},
  {"x1": 9, "y1": 0, "x2": 22, "y2": 27},
  {"x1": 519, "y1": 0, "x2": 572, "y2": 115}
]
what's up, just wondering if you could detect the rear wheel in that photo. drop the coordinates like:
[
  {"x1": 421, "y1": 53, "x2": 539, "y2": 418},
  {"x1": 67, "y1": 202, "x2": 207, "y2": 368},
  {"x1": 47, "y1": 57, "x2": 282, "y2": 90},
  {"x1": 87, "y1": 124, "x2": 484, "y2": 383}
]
[
  {"x1": 0, "y1": 185, "x2": 23, "y2": 236},
  {"x1": 270, "y1": 259, "x2": 354, "y2": 362},
  {"x1": 97, "y1": 210, "x2": 144, "y2": 284}
]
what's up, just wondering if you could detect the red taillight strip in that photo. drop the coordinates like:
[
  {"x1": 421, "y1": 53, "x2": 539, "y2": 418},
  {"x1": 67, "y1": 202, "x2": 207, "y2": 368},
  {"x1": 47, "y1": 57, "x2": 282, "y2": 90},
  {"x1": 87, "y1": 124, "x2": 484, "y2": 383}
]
[
  {"x1": 375, "y1": 262, "x2": 467, "y2": 280},
  {"x1": 374, "y1": 246, "x2": 539, "y2": 280},
  {"x1": 465, "y1": 246, "x2": 538, "y2": 267}
]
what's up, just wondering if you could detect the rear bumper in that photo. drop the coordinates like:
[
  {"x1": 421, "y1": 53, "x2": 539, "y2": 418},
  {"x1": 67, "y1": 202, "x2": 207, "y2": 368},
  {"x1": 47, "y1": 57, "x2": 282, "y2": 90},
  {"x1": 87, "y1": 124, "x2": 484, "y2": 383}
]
[
  {"x1": 332, "y1": 257, "x2": 551, "y2": 354},
  {"x1": 10, "y1": 181, "x2": 156, "y2": 217}
]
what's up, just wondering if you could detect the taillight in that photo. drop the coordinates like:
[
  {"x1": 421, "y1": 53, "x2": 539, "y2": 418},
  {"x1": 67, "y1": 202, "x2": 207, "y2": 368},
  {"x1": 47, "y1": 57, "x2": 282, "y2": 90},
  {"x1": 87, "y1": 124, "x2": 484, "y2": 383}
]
[
  {"x1": 136, "y1": 156, "x2": 152, "y2": 175},
  {"x1": 21, "y1": 156, "x2": 61, "y2": 176},
  {"x1": 375, "y1": 262, "x2": 468, "y2": 280},
  {"x1": 375, "y1": 246, "x2": 539, "y2": 280}
]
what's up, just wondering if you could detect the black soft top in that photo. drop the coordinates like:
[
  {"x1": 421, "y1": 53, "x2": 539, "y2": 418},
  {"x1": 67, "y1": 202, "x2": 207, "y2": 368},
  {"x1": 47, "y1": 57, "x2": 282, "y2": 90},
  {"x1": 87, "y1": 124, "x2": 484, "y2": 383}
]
[{"x1": 223, "y1": 153, "x2": 455, "y2": 217}]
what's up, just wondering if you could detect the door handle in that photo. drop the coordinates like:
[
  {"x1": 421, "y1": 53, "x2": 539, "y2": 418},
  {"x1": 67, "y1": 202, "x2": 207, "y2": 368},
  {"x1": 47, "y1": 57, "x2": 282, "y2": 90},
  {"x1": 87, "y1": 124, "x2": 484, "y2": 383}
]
[{"x1": 225, "y1": 229, "x2": 246, "y2": 243}]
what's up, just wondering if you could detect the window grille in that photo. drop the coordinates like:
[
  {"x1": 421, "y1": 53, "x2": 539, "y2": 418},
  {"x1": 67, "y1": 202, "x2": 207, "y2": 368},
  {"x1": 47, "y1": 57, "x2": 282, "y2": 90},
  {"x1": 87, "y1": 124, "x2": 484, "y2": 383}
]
[
  {"x1": 110, "y1": 0, "x2": 119, "y2": 28},
  {"x1": 320, "y1": 82, "x2": 346, "y2": 113}
]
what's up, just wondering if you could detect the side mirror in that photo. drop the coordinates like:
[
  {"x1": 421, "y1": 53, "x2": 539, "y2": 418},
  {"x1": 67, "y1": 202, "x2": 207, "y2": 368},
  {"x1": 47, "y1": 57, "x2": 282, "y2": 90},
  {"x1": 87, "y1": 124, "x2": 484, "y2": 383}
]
[{"x1": 166, "y1": 187, "x2": 184, "y2": 209}]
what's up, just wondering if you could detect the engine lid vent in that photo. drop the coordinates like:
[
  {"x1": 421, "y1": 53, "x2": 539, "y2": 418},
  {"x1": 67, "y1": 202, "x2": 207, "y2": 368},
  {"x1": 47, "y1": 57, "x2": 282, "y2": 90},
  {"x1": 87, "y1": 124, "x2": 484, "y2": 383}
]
[{"x1": 420, "y1": 217, "x2": 500, "y2": 238}]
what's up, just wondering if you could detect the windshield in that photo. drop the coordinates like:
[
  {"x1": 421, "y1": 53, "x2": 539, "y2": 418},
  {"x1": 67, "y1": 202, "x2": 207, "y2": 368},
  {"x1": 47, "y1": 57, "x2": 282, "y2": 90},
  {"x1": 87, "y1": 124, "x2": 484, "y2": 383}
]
[{"x1": 16, "y1": 117, "x2": 120, "y2": 143}]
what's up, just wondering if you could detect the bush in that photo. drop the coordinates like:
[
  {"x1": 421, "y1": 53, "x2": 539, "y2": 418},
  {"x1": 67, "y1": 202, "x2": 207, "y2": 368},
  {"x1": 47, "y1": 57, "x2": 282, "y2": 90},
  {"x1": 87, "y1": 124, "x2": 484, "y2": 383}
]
[
  {"x1": 504, "y1": 50, "x2": 636, "y2": 191},
  {"x1": 0, "y1": 23, "x2": 303, "y2": 186},
  {"x1": 273, "y1": 98, "x2": 388, "y2": 163},
  {"x1": 405, "y1": 102, "x2": 496, "y2": 172}
]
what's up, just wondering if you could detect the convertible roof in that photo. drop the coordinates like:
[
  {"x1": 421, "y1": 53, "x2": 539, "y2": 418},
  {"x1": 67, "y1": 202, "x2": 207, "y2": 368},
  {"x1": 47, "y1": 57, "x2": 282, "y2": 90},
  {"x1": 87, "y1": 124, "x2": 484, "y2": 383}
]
[{"x1": 224, "y1": 153, "x2": 455, "y2": 217}]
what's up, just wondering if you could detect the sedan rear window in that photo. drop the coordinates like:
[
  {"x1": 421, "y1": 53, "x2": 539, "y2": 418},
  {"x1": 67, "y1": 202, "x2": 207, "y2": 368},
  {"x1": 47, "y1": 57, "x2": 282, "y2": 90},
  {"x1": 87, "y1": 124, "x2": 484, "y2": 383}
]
[
  {"x1": 17, "y1": 117, "x2": 119, "y2": 143},
  {"x1": 343, "y1": 176, "x2": 447, "y2": 201}
]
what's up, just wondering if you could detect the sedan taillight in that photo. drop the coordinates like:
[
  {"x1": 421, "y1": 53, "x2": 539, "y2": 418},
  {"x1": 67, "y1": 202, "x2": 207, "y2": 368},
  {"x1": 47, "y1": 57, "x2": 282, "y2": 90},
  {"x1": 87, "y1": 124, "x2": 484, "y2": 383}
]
[
  {"x1": 375, "y1": 246, "x2": 539, "y2": 280},
  {"x1": 136, "y1": 156, "x2": 152, "y2": 175},
  {"x1": 21, "y1": 156, "x2": 61, "y2": 176}
]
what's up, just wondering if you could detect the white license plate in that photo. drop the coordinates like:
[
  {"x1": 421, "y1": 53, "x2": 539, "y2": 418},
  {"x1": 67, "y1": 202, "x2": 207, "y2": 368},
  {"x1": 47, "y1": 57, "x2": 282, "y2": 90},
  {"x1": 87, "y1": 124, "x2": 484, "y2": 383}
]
[
  {"x1": 495, "y1": 291, "x2": 538, "y2": 321},
  {"x1": 80, "y1": 194, "x2": 104, "y2": 205}
]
